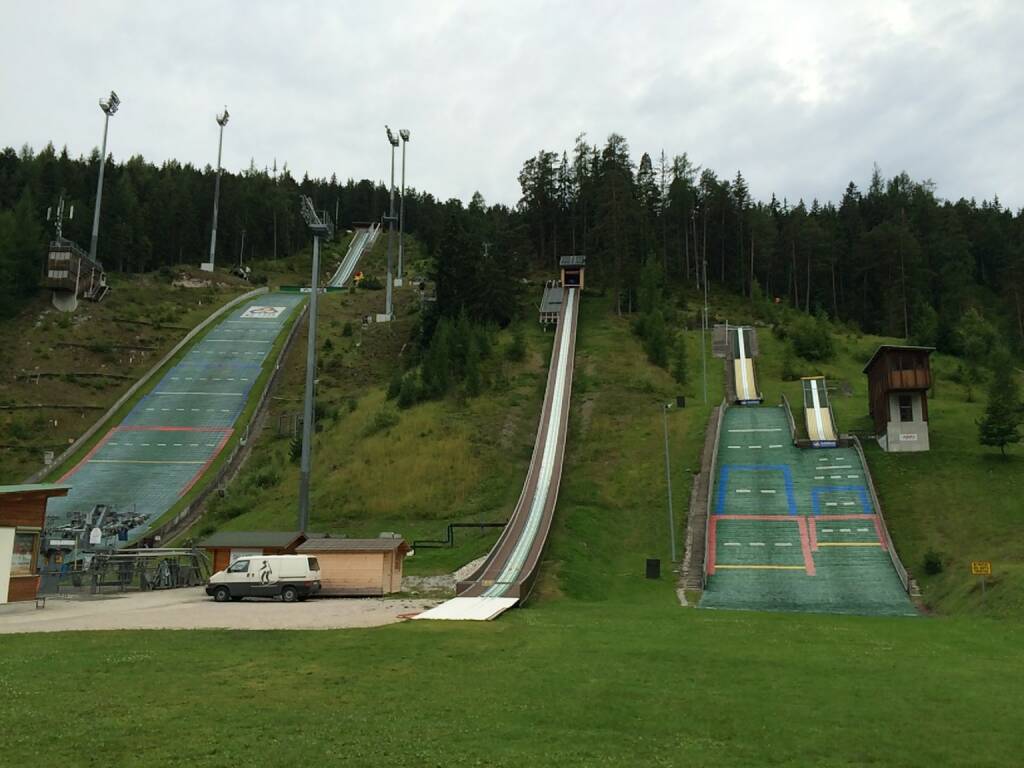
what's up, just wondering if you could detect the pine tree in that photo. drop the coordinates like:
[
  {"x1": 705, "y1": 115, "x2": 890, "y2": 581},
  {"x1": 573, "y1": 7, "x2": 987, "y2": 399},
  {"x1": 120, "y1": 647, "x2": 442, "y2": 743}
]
[
  {"x1": 978, "y1": 362, "x2": 1022, "y2": 456},
  {"x1": 644, "y1": 310, "x2": 668, "y2": 368}
]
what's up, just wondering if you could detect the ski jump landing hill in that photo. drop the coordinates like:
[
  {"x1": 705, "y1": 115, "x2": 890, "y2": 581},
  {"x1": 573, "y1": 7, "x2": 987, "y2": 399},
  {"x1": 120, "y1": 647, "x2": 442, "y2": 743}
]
[
  {"x1": 700, "y1": 333, "x2": 916, "y2": 616},
  {"x1": 45, "y1": 293, "x2": 304, "y2": 546},
  {"x1": 328, "y1": 223, "x2": 380, "y2": 288},
  {"x1": 416, "y1": 285, "x2": 581, "y2": 621}
]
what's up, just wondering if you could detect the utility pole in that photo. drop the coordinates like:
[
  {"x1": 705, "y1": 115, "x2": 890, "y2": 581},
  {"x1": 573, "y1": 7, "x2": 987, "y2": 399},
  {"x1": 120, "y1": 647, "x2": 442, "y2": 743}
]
[
  {"x1": 238, "y1": 228, "x2": 246, "y2": 268},
  {"x1": 205, "y1": 107, "x2": 229, "y2": 272},
  {"x1": 297, "y1": 195, "x2": 328, "y2": 532},
  {"x1": 662, "y1": 403, "x2": 678, "y2": 563},
  {"x1": 88, "y1": 91, "x2": 120, "y2": 263},
  {"x1": 397, "y1": 129, "x2": 410, "y2": 286}
]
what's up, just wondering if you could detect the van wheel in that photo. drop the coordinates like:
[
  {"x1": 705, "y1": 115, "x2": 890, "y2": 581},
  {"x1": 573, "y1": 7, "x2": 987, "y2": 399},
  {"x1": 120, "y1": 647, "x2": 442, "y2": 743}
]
[
  {"x1": 213, "y1": 586, "x2": 232, "y2": 603},
  {"x1": 281, "y1": 586, "x2": 299, "y2": 603}
]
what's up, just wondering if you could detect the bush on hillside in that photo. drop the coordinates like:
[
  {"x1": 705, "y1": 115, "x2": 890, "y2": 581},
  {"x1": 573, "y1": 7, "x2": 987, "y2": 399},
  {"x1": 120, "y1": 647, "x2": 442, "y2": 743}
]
[
  {"x1": 923, "y1": 549, "x2": 944, "y2": 575},
  {"x1": 506, "y1": 325, "x2": 526, "y2": 362},
  {"x1": 788, "y1": 312, "x2": 835, "y2": 361}
]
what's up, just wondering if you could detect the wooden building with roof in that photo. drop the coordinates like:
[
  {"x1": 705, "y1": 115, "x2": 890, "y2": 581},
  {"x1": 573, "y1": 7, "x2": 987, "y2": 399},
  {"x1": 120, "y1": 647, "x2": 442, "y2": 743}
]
[
  {"x1": 0, "y1": 484, "x2": 70, "y2": 603},
  {"x1": 296, "y1": 536, "x2": 411, "y2": 596},
  {"x1": 198, "y1": 531, "x2": 313, "y2": 574},
  {"x1": 863, "y1": 345, "x2": 934, "y2": 452}
]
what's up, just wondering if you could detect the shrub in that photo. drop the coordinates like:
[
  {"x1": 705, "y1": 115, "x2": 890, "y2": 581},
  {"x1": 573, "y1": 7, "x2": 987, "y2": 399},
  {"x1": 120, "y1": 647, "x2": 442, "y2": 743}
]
[
  {"x1": 253, "y1": 469, "x2": 280, "y2": 489},
  {"x1": 364, "y1": 406, "x2": 399, "y2": 436},
  {"x1": 506, "y1": 325, "x2": 526, "y2": 362},
  {"x1": 347, "y1": 397, "x2": 358, "y2": 413},
  {"x1": 322, "y1": 337, "x2": 334, "y2": 353},
  {"x1": 923, "y1": 549, "x2": 944, "y2": 575},
  {"x1": 789, "y1": 313, "x2": 834, "y2": 361},
  {"x1": 387, "y1": 369, "x2": 403, "y2": 400},
  {"x1": 398, "y1": 375, "x2": 420, "y2": 409},
  {"x1": 288, "y1": 433, "x2": 302, "y2": 463},
  {"x1": 342, "y1": 321, "x2": 353, "y2": 337}
]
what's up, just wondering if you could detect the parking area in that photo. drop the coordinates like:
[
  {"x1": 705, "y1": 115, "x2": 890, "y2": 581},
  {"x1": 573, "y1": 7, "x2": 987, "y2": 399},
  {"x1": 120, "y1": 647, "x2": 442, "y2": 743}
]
[{"x1": 0, "y1": 588, "x2": 438, "y2": 633}]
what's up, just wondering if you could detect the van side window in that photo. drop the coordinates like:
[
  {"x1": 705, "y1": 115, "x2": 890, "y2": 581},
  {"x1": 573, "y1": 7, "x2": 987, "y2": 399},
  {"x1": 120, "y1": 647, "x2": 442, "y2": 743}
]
[
  {"x1": 307, "y1": 557, "x2": 320, "y2": 571},
  {"x1": 228, "y1": 559, "x2": 250, "y2": 573}
]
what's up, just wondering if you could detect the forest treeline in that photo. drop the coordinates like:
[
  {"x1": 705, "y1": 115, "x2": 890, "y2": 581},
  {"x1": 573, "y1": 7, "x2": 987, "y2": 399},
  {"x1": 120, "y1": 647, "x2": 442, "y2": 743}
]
[
  {"x1": 516, "y1": 133, "x2": 1024, "y2": 355},
  {"x1": 2, "y1": 135, "x2": 1023, "y2": 359},
  {"x1": 0, "y1": 142, "x2": 528, "y2": 322}
]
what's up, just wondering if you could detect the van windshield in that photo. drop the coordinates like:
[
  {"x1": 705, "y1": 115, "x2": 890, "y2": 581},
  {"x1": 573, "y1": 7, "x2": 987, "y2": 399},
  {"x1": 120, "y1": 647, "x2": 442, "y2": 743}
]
[{"x1": 307, "y1": 557, "x2": 320, "y2": 571}]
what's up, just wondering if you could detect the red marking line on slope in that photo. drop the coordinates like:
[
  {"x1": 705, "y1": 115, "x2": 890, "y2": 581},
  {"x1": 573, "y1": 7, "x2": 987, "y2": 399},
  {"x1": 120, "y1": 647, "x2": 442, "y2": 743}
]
[
  {"x1": 706, "y1": 516, "x2": 718, "y2": 575},
  {"x1": 179, "y1": 428, "x2": 234, "y2": 497},
  {"x1": 808, "y1": 517, "x2": 818, "y2": 552},
  {"x1": 797, "y1": 517, "x2": 816, "y2": 576},
  {"x1": 58, "y1": 429, "x2": 117, "y2": 482}
]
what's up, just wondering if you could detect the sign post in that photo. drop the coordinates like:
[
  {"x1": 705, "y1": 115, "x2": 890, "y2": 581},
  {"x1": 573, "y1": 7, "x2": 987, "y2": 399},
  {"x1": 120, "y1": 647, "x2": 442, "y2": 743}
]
[{"x1": 971, "y1": 560, "x2": 992, "y2": 596}]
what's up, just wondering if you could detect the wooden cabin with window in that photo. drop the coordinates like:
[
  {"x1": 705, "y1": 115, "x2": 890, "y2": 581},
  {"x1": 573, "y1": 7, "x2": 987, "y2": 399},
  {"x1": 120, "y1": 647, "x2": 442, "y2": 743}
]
[
  {"x1": 0, "y1": 484, "x2": 70, "y2": 604},
  {"x1": 559, "y1": 255, "x2": 586, "y2": 290},
  {"x1": 863, "y1": 345, "x2": 934, "y2": 452}
]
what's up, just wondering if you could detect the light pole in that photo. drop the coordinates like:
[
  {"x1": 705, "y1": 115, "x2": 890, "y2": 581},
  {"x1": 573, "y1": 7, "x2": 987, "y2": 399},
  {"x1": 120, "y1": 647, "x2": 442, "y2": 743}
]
[
  {"x1": 397, "y1": 128, "x2": 410, "y2": 286},
  {"x1": 382, "y1": 125, "x2": 399, "y2": 321},
  {"x1": 298, "y1": 195, "x2": 328, "y2": 532},
  {"x1": 702, "y1": 256, "x2": 709, "y2": 405},
  {"x1": 662, "y1": 403, "x2": 678, "y2": 563},
  {"x1": 205, "y1": 108, "x2": 229, "y2": 272},
  {"x1": 88, "y1": 90, "x2": 120, "y2": 263}
]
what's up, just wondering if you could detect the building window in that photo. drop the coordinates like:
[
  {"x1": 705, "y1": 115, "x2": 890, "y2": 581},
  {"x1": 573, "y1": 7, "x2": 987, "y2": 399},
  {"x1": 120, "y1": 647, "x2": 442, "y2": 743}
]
[
  {"x1": 11, "y1": 532, "x2": 38, "y2": 576},
  {"x1": 898, "y1": 394, "x2": 914, "y2": 422}
]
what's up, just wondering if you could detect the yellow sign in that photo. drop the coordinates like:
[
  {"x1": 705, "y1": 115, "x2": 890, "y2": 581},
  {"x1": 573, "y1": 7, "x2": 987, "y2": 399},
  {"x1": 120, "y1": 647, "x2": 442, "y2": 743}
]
[{"x1": 971, "y1": 561, "x2": 992, "y2": 576}]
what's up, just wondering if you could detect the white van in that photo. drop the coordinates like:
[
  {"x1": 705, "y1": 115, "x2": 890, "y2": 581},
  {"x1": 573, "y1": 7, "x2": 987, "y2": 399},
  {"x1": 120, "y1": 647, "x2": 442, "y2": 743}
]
[{"x1": 206, "y1": 555, "x2": 321, "y2": 602}]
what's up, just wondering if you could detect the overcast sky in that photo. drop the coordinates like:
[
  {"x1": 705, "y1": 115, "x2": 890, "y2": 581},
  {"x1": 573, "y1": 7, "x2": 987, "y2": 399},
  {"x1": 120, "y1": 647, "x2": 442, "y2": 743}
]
[{"x1": 3, "y1": 1, "x2": 1021, "y2": 210}]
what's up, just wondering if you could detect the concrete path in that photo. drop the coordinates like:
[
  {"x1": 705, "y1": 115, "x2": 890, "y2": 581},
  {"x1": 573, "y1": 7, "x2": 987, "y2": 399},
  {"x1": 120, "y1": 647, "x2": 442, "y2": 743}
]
[{"x1": 0, "y1": 588, "x2": 439, "y2": 633}]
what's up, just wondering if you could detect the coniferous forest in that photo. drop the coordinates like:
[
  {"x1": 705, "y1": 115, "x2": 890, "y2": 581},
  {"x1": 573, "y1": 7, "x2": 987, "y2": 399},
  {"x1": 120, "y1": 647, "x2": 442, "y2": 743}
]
[{"x1": 2, "y1": 135, "x2": 1023, "y2": 359}]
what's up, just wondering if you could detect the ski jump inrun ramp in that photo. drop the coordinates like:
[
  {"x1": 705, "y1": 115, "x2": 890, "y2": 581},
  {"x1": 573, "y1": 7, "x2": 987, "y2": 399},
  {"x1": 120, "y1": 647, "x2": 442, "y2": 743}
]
[
  {"x1": 45, "y1": 293, "x2": 304, "y2": 545},
  {"x1": 328, "y1": 224, "x2": 379, "y2": 288},
  {"x1": 730, "y1": 325, "x2": 762, "y2": 404},
  {"x1": 802, "y1": 375, "x2": 838, "y2": 447},
  {"x1": 416, "y1": 287, "x2": 580, "y2": 621}
]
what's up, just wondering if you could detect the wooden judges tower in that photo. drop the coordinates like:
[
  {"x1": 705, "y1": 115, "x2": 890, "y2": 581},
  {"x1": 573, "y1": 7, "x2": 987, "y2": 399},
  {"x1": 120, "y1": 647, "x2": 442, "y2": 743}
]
[
  {"x1": 41, "y1": 197, "x2": 108, "y2": 311},
  {"x1": 863, "y1": 345, "x2": 934, "y2": 452}
]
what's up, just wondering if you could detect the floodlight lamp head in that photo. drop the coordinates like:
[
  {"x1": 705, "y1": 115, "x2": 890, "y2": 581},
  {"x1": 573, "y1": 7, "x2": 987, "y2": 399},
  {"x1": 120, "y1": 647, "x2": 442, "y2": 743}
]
[
  {"x1": 100, "y1": 90, "x2": 120, "y2": 115},
  {"x1": 399, "y1": 129, "x2": 410, "y2": 142},
  {"x1": 217, "y1": 108, "x2": 230, "y2": 127},
  {"x1": 386, "y1": 126, "x2": 399, "y2": 147}
]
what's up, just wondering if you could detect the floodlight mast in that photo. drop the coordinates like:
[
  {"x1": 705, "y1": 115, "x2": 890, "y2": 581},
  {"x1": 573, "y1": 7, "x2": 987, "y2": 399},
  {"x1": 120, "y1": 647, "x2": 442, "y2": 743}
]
[
  {"x1": 206, "y1": 107, "x2": 230, "y2": 271},
  {"x1": 88, "y1": 90, "x2": 120, "y2": 263},
  {"x1": 383, "y1": 125, "x2": 400, "y2": 320},
  {"x1": 397, "y1": 129, "x2": 410, "y2": 286},
  {"x1": 297, "y1": 195, "x2": 327, "y2": 531}
]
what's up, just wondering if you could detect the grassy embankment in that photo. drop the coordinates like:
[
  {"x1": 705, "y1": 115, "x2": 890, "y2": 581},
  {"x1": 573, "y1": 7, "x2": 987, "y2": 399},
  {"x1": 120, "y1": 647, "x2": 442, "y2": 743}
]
[{"x1": 4, "y1": 288, "x2": 1024, "y2": 766}]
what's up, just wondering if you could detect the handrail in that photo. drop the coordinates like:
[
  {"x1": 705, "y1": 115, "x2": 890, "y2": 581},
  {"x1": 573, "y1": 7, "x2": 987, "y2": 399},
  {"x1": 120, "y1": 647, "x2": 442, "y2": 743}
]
[
  {"x1": 700, "y1": 398, "x2": 727, "y2": 587},
  {"x1": 851, "y1": 435, "x2": 913, "y2": 595},
  {"x1": 780, "y1": 392, "x2": 797, "y2": 444}
]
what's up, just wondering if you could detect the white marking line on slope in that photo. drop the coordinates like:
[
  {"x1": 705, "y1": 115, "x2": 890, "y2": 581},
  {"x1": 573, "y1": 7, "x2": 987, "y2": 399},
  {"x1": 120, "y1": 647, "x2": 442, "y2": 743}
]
[
  {"x1": 727, "y1": 445, "x2": 742, "y2": 449},
  {"x1": 825, "y1": 502, "x2": 838, "y2": 506},
  {"x1": 847, "y1": 474, "x2": 859, "y2": 478},
  {"x1": 822, "y1": 528, "x2": 834, "y2": 533},
  {"x1": 815, "y1": 475, "x2": 825, "y2": 480},
  {"x1": 749, "y1": 542, "x2": 765, "y2": 547},
  {"x1": 839, "y1": 528, "x2": 852, "y2": 532},
  {"x1": 760, "y1": 489, "x2": 776, "y2": 494},
  {"x1": 857, "y1": 528, "x2": 869, "y2": 532},
  {"x1": 723, "y1": 542, "x2": 742, "y2": 547},
  {"x1": 769, "y1": 444, "x2": 783, "y2": 448},
  {"x1": 818, "y1": 465, "x2": 853, "y2": 470},
  {"x1": 749, "y1": 445, "x2": 762, "y2": 449},
  {"x1": 152, "y1": 391, "x2": 244, "y2": 397},
  {"x1": 735, "y1": 489, "x2": 751, "y2": 494},
  {"x1": 728, "y1": 428, "x2": 782, "y2": 433},
  {"x1": 842, "y1": 501, "x2": 856, "y2": 506},
  {"x1": 774, "y1": 542, "x2": 792, "y2": 547},
  {"x1": 204, "y1": 339, "x2": 271, "y2": 344},
  {"x1": 819, "y1": 457, "x2": 829, "y2": 462},
  {"x1": 831, "y1": 475, "x2": 842, "y2": 479}
]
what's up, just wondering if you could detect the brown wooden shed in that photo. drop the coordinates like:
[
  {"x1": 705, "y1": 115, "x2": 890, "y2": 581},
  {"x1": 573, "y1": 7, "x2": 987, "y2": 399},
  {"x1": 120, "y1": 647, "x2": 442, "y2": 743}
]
[
  {"x1": 0, "y1": 484, "x2": 70, "y2": 604},
  {"x1": 198, "y1": 531, "x2": 311, "y2": 574},
  {"x1": 863, "y1": 345, "x2": 934, "y2": 452},
  {"x1": 296, "y1": 537, "x2": 411, "y2": 596}
]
